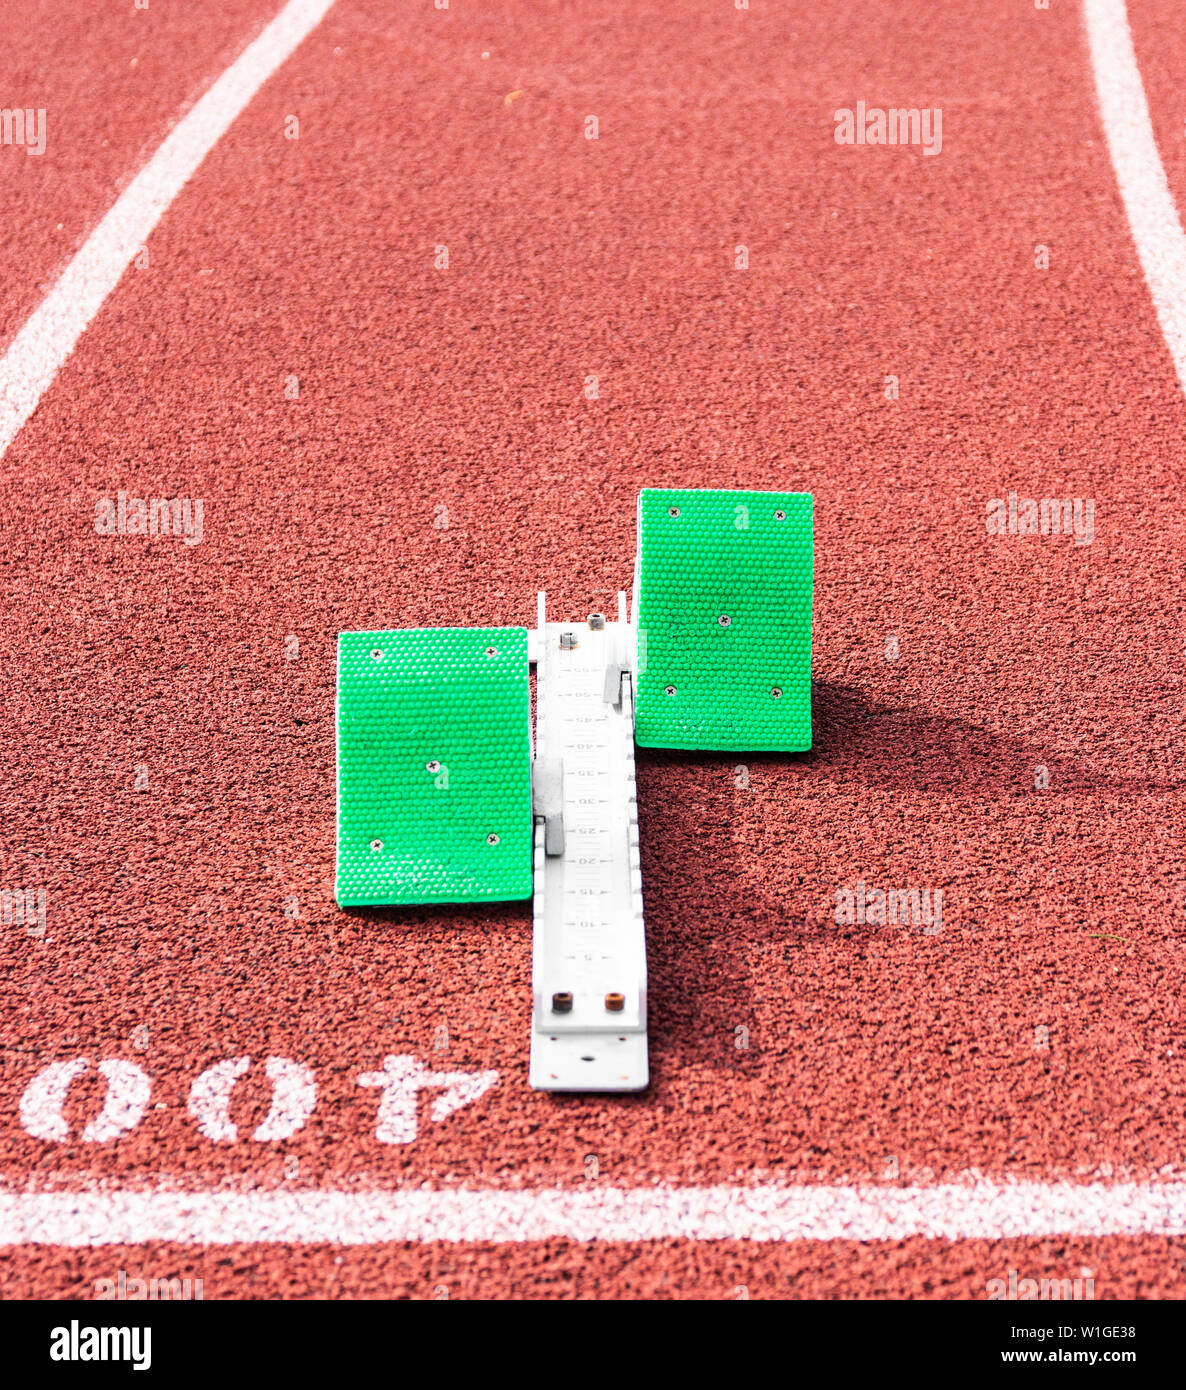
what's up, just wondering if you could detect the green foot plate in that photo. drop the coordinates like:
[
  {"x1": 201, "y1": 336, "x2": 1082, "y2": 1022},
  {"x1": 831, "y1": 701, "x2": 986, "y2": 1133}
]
[
  {"x1": 336, "y1": 627, "x2": 533, "y2": 905},
  {"x1": 634, "y1": 488, "x2": 813, "y2": 751}
]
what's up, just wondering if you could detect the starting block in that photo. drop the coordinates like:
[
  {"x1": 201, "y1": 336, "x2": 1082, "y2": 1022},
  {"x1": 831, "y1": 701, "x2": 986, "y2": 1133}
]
[{"x1": 335, "y1": 489, "x2": 812, "y2": 1091}]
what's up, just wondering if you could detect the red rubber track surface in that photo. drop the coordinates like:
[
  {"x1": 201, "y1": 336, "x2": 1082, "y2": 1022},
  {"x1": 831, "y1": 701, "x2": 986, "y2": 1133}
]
[
  {"x1": 0, "y1": 0, "x2": 279, "y2": 344},
  {"x1": 2, "y1": 0, "x2": 1186, "y2": 1298}
]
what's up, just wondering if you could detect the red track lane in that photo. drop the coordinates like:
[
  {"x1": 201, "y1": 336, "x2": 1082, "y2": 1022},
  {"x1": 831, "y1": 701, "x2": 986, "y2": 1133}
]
[
  {"x1": 5, "y1": 1237, "x2": 1177, "y2": 1302},
  {"x1": 2, "y1": 0, "x2": 1186, "y2": 1298},
  {"x1": 0, "y1": 0, "x2": 279, "y2": 345}
]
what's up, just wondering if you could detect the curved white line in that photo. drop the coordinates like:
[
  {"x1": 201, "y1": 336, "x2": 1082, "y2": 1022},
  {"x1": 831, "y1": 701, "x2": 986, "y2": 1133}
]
[
  {"x1": 0, "y1": 0, "x2": 336, "y2": 458},
  {"x1": 1084, "y1": 0, "x2": 1186, "y2": 394}
]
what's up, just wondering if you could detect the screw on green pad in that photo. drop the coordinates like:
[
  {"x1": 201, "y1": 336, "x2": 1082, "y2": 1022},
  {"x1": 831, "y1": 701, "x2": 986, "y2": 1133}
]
[
  {"x1": 335, "y1": 628, "x2": 533, "y2": 906},
  {"x1": 634, "y1": 488, "x2": 813, "y2": 751}
]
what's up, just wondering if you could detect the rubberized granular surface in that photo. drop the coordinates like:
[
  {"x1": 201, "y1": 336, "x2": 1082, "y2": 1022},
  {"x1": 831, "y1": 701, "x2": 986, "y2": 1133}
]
[{"x1": 2, "y1": 0, "x2": 1186, "y2": 1300}]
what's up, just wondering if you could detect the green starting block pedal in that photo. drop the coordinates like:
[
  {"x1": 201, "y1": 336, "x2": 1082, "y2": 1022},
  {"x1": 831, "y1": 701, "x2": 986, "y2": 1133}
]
[
  {"x1": 634, "y1": 488, "x2": 813, "y2": 751},
  {"x1": 335, "y1": 627, "x2": 533, "y2": 906}
]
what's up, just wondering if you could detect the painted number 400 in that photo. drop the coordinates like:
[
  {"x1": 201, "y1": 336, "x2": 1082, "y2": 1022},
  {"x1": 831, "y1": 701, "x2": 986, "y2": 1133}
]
[{"x1": 18, "y1": 1054, "x2": 498, "y2": 1146}]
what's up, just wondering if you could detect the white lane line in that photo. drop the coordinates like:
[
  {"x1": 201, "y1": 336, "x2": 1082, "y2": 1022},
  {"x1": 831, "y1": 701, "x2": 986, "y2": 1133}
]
[
  {"x1": 1084, "y1": 0, "x2": 1186, "y2": 396},
  {"x1": 3, "y1": 1181, "x2": 1186, "y2": 1245},
  {"x1": 0, "y1": 0, "x2": 336, "y2": 460}
]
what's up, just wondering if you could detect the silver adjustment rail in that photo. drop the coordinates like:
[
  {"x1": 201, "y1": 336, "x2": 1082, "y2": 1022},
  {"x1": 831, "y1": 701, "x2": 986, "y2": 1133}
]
[{"x1": 529, "y1": 591, "x2": 647, "y2": 1091}]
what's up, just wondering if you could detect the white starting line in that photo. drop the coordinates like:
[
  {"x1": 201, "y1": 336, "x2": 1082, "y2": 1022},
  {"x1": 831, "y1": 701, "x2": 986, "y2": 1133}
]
[{"x1": 3, "y1": 1180, "x2": 1186, "y2": 1246}]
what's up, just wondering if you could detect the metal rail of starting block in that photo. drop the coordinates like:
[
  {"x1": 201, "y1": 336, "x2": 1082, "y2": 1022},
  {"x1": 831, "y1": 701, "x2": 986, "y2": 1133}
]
[{"x1": 528, "y1": 591, "x2": 647, "y2": 1092}]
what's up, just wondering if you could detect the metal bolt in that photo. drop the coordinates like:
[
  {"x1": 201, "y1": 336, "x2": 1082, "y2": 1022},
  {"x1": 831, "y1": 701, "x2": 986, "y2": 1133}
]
[
  {"x1": 552, "y1": 991, "x2": 573, "y2": 1013},
  {"x1": 486, "y1": 833, "x2": 500, "y2": 845},
  {"x1": 371, "y1": 649, "x2": 383, "y2": 661},
  {"x1": 588, "y1": 613, "x2": 605, "y2": 630},
  {"x1": 718, "y1": 614, "x2": 732, "y2": 627},
  {"x1": 605, "y1": 992, "x2": 625, "y2": 1012},
  {"x1": 668, "y1": 506, "x2": 680, "y2": 517},
  {"x1": 425, "y1": 760, "x2": 441, "y2": 773},
  {"x1": 664, "y1": 685, "x2": 676, "y2": 696},
  {"x1": 771, "y1": 687, "x2": 782, "y2": 699},
  {"x1": 370, "y1": 839, "x2": 383, "y2": 851},
  {"x1": 560, "y1": 632, "x2": 577, "y2": 650},
  {"x1": 485, "y1": 646, "x2": 498, "y2": 657},
  {"x1": 774, "y1": 509, "x2": 786, "y2": 521}
]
